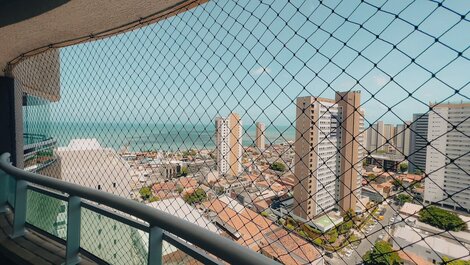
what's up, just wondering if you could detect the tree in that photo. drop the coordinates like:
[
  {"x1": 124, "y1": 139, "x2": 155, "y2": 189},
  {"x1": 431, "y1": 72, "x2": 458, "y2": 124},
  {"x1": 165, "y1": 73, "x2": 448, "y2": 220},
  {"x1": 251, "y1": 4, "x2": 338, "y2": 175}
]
[
  {"x1": 313, "y1": 238, "x2": 324, "y2": 247},
  {"x1": 148, "y1": 196, "x2": 160, "y2": 202},
  {"x1": 396, "y1": 194, "x2": 412, "y2": 205},
  {"x1": 441, "y1": 257, "x2": 470, "y2": 265},
  {"x1": 418, "y1": 206, "x2": 467, "y2": 232},
  {"x1": 139, "y1": 186, "x2": 152, "y2": 200},
  {"x1": 391, "y1": 179, "x2": 403, "y2": 189},
  {"x1": 270, "y1": 161, "x2": 286, "y2": 172},
  {"x1": 337, "y1": 220, "x2": 354, "y2": 234},
  {"x1": 183, "y1": 188, "x2": 207, "y2": 204},
  {"x1": 399, "y1": 163, "x2": 408, "y2": 173},
  {"x1": 327, "y1": 228, "x2": 338, "y2": 243},
  {"x1": 178, "y1": 166, "x2": 188, "y2": 177},
  {"x1": 363, "y1": 241, "x2": 402, "y2": 265}
]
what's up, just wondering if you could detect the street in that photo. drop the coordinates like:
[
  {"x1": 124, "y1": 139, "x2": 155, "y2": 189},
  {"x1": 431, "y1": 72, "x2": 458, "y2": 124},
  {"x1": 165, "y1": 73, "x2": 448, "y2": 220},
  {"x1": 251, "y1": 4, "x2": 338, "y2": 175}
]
[{"x1": 326, "y1": 201, "x2": 398, "y2": 265}]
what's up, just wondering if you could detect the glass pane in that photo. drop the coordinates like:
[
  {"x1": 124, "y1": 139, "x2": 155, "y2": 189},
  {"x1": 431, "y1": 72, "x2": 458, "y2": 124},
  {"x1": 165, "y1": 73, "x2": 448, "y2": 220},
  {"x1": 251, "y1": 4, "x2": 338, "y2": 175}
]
[
  {"x1": 80, "y1": 208, "x2": 147, "y2": 265},
  {"x1": 26, "y1": 189, "x2": 67, "y2": 239},
  {"x1": 7, "y1": 175, "x2": 15, "y2": 207},
  {"x1": 161, "y1": 239, "x2": 206, "y2": 265}
]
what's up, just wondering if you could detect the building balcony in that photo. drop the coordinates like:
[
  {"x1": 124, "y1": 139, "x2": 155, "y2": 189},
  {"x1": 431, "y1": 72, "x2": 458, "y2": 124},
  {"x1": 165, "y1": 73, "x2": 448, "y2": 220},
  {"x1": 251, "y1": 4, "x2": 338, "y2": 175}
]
[{"x1": 23, "y1": 134, "x2": 57, "y2": 173}]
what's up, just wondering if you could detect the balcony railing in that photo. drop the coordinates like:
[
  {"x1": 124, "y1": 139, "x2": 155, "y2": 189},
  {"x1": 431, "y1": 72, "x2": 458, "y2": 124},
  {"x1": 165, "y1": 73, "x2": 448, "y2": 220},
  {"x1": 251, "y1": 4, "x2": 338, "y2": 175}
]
[{"x1": 0, "y1": 152, "x2": 278, "y2": 265}]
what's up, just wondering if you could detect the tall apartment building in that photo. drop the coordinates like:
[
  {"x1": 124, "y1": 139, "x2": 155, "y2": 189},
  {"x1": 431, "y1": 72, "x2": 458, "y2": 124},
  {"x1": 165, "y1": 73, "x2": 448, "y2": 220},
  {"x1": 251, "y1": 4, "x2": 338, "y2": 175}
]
[
  {"x1": 255, "y1": 122, "x2": 266, "y2": 150},
  {"x1": 215, "y1": 113, "x2": 243, "y2": 176},
  {"x1": 394, "y1": 121, "x2": 411, "y2": 156},
  {"x1": 366, "y1": 121, "x2": 384, "y2": 152},
  {"x1": 293, "y1": 91, "x2": 364, "y2": 219},
  {"x1": 408, "y1": 113, "x2": 429, "y2": 174},
  {"x1": 424, "y1": 103, "x2": 470, "y2": 211},
  {"x1": 366, "y1": 121, "x2": 397, "y2": 153}
]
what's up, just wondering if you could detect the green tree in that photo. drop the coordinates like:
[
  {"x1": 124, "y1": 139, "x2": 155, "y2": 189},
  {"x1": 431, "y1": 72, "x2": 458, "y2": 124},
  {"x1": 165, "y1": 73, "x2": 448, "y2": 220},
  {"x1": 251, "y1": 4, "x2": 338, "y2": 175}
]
[
  {"x1": 399, "y1": 163, "x2": 408, "y2": 173},
  {"x1": 367, "y1": 173, "x2": 376, "y2": 181},
  {"x1": 441, "y1": 256, "x2": 470, "y2": 265},
  {"x1": 337, "y1": 220, "x2": 354, "y2": 234},
  {"x1": 391, "y1": 179, "x2": 403, "y2": 189},
  {"x1": 418, "y1": 206, "x2": 467, "y2": 232},
  {"x1": 183, "y1": 188, "x2": 207, "y2": 204},
  {"x1": 139, "y1": 186, "x2": 152, "y2": 200},
  {"x1": 313, "y1": 238, "x2": 324, "y2": 246},
  {"x1": 396, "y1": 194, "x2": 412, "y2": 205},
  {"x1": 327, "y1": 228, "x2": 338, "y2": 243},
  {"x1": 270, "y1": 161, "x2": 287, "y2": 172},
  {"x1": 178, "y1": 166, "x2": 188, "y2": 177},
  {"x1": 148, "y1": 196, "x2": 160, "y2": 202},
  {"x1": 363, "y1": 241, "x2": 402, "y2": 265}
]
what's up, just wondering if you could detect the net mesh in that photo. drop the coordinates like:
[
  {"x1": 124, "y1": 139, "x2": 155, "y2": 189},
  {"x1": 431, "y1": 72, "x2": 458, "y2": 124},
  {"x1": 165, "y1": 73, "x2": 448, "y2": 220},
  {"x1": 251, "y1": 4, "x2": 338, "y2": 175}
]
[{"x1": 10, "y1": 0, "x2": 470, "y2": 264}]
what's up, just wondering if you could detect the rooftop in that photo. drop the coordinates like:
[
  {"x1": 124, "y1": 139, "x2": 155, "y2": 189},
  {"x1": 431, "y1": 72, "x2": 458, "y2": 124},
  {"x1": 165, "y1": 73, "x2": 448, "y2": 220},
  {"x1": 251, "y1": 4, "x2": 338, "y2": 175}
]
[{"x1": 394, "y1": 225, "x2": 470, "y2": 260}]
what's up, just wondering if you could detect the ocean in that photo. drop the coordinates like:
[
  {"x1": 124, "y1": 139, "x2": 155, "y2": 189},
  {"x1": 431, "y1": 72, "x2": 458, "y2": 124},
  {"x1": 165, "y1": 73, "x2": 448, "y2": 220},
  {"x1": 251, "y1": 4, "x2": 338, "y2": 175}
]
[{"x1": 37, "y1": 121, "x2": 296, "y2": 151}]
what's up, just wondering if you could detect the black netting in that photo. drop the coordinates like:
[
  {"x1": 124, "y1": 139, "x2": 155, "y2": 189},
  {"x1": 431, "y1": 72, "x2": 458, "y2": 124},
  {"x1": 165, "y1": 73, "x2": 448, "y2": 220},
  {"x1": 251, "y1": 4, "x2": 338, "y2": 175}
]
[{"x1": 10, "y1": 0, "x2": 470, "y2": 264}]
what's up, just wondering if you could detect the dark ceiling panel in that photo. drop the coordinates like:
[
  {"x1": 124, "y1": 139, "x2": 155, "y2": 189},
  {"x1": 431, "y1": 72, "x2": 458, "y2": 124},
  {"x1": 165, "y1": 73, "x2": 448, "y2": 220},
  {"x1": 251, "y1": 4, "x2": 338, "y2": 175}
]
[{"x1": 0, "y1": 0, "x2": 69, "y2": 28}]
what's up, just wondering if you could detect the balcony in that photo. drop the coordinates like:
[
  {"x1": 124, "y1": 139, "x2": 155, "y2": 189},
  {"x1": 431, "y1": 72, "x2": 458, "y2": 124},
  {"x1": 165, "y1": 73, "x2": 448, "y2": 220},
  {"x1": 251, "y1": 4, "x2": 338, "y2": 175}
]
[
  {"x1": 23, "y1": 134, "x2": 57, "y2": 173},
  {"x1": 1, "y1": 0, "x2": 470, "y2": 264}
]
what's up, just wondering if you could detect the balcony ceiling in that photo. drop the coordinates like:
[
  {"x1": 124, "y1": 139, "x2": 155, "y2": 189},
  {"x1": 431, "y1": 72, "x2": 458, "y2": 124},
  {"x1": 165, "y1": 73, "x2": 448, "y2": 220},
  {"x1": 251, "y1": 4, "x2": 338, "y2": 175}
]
[{"x1": 0, "y1": 0, "x2": 206, "y2": 76}]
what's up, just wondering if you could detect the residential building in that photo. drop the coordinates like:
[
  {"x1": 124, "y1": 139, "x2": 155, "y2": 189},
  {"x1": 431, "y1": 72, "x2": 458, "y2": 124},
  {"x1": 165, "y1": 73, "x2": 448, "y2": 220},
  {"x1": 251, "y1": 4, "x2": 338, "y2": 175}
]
[
  {"x1": 366, "y1": 121, "x2": 398, "y2": 153},
  {"x1": 203, "y1": 198, "x2": 324, "y2": 265},
  {"x1": 424, "y1": 102, "x2": 470, "y2": 211},
  {"x1": 215, "y1": 113, "x2": 243, "y2": 176},
  {"x1": 409, "y1": 113, "x2": 429, "y2": 174},
  {"x1": 293, "y1": 91, "x2": 364, "y2": 219},
  {"x1": 255, "y1": 122, "x2": 266, "y2": 151},
  {"x1": 366, "y1": 121, "x2": 384, "y2": 152},
  {"x1": 395, "y1": 121, "x2": 411, "y2": 156},
  {"x1": 393, "y1": 225, "x2": 470, "y2": 263}
]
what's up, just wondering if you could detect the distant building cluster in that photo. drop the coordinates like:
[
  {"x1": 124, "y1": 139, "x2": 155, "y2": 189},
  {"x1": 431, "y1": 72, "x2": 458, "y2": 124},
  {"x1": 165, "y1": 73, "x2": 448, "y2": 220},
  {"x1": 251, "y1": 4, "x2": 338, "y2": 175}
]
[{"x1": 364, "y1": 102, "x2": 470, "y2": 212}]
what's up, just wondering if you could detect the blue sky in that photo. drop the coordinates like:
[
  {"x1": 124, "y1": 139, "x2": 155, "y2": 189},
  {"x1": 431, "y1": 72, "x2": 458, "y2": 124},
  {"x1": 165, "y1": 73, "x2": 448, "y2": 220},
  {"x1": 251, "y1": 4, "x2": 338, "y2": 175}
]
[{"x1": 52, "y1": 0, "x2": 470, "y2": 127}]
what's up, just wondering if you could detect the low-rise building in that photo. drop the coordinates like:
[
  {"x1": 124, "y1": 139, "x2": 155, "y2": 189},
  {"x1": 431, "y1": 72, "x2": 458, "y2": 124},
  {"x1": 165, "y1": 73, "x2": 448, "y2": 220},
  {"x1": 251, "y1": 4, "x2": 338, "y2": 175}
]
[
  {"x1": 393, "y1": 225, "x2": 470, "y2": 263},
  {"x1": 260, "y1": 227, "x2": 324, "y2": 265},
  {"x1": 309, "y1": 213, "x2": 343, "y2": 233},
  {"x1": 203, "y1": 198, "x2": 323, "y2": 265}
]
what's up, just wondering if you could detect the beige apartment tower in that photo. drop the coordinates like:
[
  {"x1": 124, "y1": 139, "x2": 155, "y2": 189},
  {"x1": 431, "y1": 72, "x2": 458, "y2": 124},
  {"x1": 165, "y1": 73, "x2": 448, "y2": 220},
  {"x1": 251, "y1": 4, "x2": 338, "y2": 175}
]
[
  {"x1": 255, "y1": 122, "x2": 266, "y2": 150},
  {"x1": 293, "y1": 91, "x2": 364, "y2": 219},
  {"x1": 336, "y1": 91, "x2": 363, "y2": 214},
  {"x1": 215, "y1": 113, "x2": 243, "y2": 176}
]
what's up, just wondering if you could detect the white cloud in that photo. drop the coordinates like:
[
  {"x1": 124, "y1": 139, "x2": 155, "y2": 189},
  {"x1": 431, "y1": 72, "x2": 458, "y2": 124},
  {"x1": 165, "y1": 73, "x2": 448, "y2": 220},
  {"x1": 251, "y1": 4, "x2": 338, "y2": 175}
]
[
  {"x1": 250, "y1": 66, "x2": 271, "y2": 76},
  {"x1": 372, "y1": 75, "x2": 390, "y2": 87}
]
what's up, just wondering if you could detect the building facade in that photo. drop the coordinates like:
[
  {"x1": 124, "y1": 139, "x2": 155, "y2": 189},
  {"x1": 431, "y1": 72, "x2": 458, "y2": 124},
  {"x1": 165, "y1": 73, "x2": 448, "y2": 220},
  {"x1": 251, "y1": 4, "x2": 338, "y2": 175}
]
[
  {"x1": 293, "y1": 91, "x2": 364, "y2": 219},
  {"x1": 255, "y1": 122, "x2": 266, "y2": 151},
  {"x1": 366, "y1": 121, "x2": 397, "y2": 153},
  {"x1": 408, "y1": 113, "x2": 429, "y2": 174},
  {"x1": 424, "y1": 103, "x2": 470, "y2": 211},
  {"x1": 394, "y1": 121, "x2": 411, "y2": 156},
  {"x1": 215, "y1": 113, "x2": 243, "y2": 177}
]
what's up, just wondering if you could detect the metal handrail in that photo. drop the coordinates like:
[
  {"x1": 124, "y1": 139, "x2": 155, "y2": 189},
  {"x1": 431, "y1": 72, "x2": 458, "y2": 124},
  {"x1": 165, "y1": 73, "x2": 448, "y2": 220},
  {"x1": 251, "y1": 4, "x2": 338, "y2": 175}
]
[{"x1": 0, "y1": 152, "x2": 279, "y2": 265}]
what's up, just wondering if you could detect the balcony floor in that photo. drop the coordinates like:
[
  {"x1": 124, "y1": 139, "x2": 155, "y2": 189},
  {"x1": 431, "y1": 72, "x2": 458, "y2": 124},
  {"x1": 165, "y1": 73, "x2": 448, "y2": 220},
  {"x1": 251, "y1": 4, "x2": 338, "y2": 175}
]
[{"x1": 0, "y1": 209, "x2": 97, "y2": 265}]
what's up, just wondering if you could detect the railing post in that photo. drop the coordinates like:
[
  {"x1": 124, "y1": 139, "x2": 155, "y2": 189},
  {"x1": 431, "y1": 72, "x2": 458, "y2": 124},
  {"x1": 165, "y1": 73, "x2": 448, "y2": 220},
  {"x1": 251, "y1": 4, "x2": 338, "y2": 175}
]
[
  {"x1": 0, "y1": 170, "x2": 7, "y2": 213},
  {"x1": 10, "y1": 179, "x2": 27, "y2": 238},
  {"x1": 64, "y1": 196, "x2": 81, "y2": 265},
  {"x1": 148, "y1": 226, "x2": 163, "y2": 265}
]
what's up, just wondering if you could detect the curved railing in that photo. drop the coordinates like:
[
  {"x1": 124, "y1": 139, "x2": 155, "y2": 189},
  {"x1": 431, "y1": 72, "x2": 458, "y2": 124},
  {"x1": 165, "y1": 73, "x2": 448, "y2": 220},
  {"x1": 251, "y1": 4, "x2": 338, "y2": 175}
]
[{"x1": 0, "y1": 152, "x2": 279, "y2": 265}]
